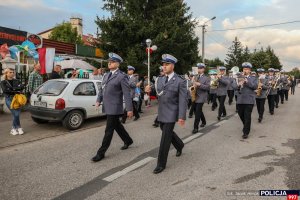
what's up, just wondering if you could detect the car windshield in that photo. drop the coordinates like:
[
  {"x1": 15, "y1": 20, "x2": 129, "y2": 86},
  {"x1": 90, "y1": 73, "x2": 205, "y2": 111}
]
[{"x1": 34, "y1": 81, "x2": 69, "y2": 96}]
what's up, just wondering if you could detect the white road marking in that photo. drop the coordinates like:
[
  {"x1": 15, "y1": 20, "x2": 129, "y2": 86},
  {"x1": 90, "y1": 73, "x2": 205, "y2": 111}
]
[
  {"x1": 183, "y1": 132, "x2": 204, "y2": 144},
  {"x1": 103, "y1": 157, "x2": 156, "y2": 182}
]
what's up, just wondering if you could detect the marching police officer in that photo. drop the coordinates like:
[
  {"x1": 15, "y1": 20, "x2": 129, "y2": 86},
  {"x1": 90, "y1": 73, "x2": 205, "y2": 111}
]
[
  {"x1": 266, "y1": 68, "x2": 277, "y2": 115},
  {"x1": 274, "y1": 69, "x2": 281, "y2": 108},
  {"x1": 216, "y1": 66, "x2": 229, "y2": 120},
  {"x1": 256, "y1": 68, "x2": 268, "y2": 123},
  {"x1": 122, "y1": 65, "x2": 140, "y2": 123},
  {"x1": 153, "y1": 66, "x2": 164, "y2": 128},
  {"x1": 192, "y1": 63, "x2": 210, "y2": 133},
  {"x1": 209, "y1": 71, "x2": 218, "y2": 111},
  {"x1": 280, "y1": 70, "x2": 290, "y2": 103},
  {"x1": 227, "y1": 70, "x2": 235, "y2": 105},
  {"x1": 92, "y1": 53, "x2": 134, "y2": 162},
  {"x1": 233, "y1": 62, "x2": 258, "y2": 139},
  {"x1": 150, "y1": 54, "x2": 187, "y2": 174}
]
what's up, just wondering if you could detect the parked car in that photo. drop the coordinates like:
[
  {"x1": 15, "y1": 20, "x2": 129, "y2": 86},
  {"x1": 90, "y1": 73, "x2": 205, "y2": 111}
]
[{"x1": 28, "y1": 79, "x2": 105, "y2": 130}]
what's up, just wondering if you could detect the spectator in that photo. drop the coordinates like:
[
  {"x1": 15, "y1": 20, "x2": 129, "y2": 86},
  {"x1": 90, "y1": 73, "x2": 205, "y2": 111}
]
[
  {"x1": 50, "y1": 65, "x2": 62, "y2": 79},
  {"x1": 143, "y1": 76, "x2": 152, "y2": 108},
  {"x1": 28, "y1": 63, "x2": 43, "y2": 94},
  {"x1": 0, "y1": 68, "x2": 25, "y2": 135},
  {"x1": 90, "y1": 68, "x2": 105, "y2": 80}
]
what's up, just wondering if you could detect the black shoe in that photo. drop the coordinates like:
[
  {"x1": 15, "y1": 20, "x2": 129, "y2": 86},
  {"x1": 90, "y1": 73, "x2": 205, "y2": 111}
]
[
  {"x1": 212, "y1": 108, "x2": 215, "y2": 111},
  {"x1": 270, "y1": 112, "x2": 274, "y2": 115},
  {"x1": 121, "y1": 119, "x2": 126, "y2": 124},
  {"x1": 192, "y1": 129, "x2": 198, "y2": 134},
  {"x1": 188, "y1": 115, "x2": 193, "y2": 118},
  {"x1": 200, "y1": 123, "x2": 206, "y2": 128},
  {"x1": 152, "y1": 123, "x2": 159, "y2": 128},
  {"x1": 281, "y1": 101, "x2": 284, "y2": 104},
  {"x1": 91, "y1": 154, "x2": 105, "y2": 162},
  {"x1": 258, "y1": 118, "x2": 262, "y2": 123},
  {"x1": 275, "y1": 105, "x2": 279, "y2": 108},
  {"x1": 133, "y1": 117, "x2": 140, "y2": 121},
  {"x1": 176, "y1": 149, "x2": 182, "y2": 157},
  {"x1": 153, "y1": 166, "x2": 165, "y2": 174},
  {"x1": 242, "y1": 134, "x2": 248, "y2": 139},
  {"x1": 217, "y1": 116, "x2": 221, "y2": 121},
  {"x1": 120, "y1": 141, "x2": 133, "y2": 150}
]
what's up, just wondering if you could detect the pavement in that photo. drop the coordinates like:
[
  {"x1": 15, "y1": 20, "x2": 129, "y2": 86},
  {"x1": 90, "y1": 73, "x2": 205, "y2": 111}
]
[
  {"x1": 0, "y1": 90, "x2": 299, "y2": 200},
  {"x1": 0, "y1": 102, "x2": 157, "y2": 149}
]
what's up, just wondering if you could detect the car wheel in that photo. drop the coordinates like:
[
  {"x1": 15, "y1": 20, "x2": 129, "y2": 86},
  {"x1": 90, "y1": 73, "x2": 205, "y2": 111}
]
[
  {"x1": 63, "y1": 110, "x2": 84, "y2": 130},
  {"x1": 31, "y1": 117, "x2": 49, "y2": 124}
]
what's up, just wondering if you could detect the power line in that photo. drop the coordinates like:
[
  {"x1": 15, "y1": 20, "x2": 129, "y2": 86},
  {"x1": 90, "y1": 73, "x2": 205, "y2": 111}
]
[
  {"x1": 206, "y1": 34, "x2": 228, "y2": 49},
  {"x1": 208, "y1": 20, "x2": 300, "y2": 32}
]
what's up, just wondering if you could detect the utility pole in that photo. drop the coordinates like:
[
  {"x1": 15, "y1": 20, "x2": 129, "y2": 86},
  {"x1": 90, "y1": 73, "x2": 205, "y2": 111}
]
[
  {"x1": 200, "y1": 16, "x2": 216, "y2": 64},
  {"x1": 201, "y1": 25, "x2": 206, "y2": 63}
]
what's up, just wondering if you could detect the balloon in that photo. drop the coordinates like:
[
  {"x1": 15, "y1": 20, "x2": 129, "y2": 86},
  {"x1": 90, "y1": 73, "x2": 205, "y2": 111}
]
[
  {"x1": 151, "y1": 45, "x2": 158, "y2": 51},
  {"x1": 146, "y1": 47, "x2": 153, "y2": 54},
  {"x1": 9, "y1": 46, "x2": 19, "y2": 60}
]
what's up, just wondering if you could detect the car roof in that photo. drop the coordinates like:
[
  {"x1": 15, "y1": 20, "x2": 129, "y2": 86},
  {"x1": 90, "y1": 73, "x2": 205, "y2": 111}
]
[{"x1": 47, "y1": 79, "x2": 101, "y2": 83}]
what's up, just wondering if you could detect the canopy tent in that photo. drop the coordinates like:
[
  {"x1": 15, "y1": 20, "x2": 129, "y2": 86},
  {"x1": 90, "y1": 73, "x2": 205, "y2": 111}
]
[{"x1": 55, "y1": 59, "x2": 96, "y2": 70}]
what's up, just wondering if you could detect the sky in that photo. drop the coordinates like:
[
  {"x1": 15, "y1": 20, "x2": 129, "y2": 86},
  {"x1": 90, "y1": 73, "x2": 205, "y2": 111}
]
[{"x1": 1, "y1": 0, "x2": 300, "y2": 70}]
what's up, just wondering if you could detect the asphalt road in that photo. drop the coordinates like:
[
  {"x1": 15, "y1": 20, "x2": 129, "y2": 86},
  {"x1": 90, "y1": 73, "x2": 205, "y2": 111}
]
[{"x1": 0, "y1": 91, "x2": 299, "y2": 200}]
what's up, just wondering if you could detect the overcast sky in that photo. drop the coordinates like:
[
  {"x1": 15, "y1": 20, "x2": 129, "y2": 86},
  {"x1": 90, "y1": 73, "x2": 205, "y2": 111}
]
[{"x1": 1, "y1": 0, "x2": 300, "y2": 70}]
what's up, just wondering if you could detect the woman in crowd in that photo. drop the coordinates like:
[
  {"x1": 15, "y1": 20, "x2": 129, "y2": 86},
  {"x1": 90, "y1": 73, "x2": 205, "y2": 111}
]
[{"x1": 1, "y1": 68, "x2": 25, "y2": 135}]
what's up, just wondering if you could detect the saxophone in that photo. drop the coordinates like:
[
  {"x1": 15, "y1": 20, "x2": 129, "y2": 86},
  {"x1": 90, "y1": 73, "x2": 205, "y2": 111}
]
[
  {"x1": 256, "y1": 78, "x2": 263, "y2": 96},
  {"x1": 210, "y1": 75, "x2": 219, "y2": 89},
  {"x1": 190, "y1": 75, "x2": 198, "y2": 102}
]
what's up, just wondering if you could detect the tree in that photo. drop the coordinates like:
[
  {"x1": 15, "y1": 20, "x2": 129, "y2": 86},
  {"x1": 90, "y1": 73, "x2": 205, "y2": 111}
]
[
  {"x1": 205, "y1": 57, "x2": 224, "y2": 68},
  {"x1": 289, "y1": 67, "x2": 300, "y2": 79},
  {"x1": 225, "y1": 37, "x2": 244, "y2": 69},
  {"x1": 265, "y1": 46, "x2": 282, "y2": 69},
  {"x1": 95, "y1": 0, "x2": 199, "y2": 75},
  {"x1": 49, "y1": 22, "x2": 83, "y2": 44},
  {"x1": 249, "y1": 50, "x2": 271, "y2": 71},
  {"x1": 242, "y1": 46, "x2": 251, "y2": 62}
]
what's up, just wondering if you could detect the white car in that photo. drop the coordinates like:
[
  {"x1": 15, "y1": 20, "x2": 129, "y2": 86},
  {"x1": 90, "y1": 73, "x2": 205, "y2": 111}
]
[{"x1": 28, "y1": 79, "x2": 105, "y2": 130}]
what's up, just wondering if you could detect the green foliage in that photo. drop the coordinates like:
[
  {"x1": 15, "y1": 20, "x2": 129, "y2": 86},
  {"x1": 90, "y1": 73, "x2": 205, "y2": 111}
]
[
  {"x1": 225, "y1": 37, "x2": 282, "y2": 72},
  {"x1": 49, "y1": 22, "x2": 83, "y2": 44},
  {"x1": 96, "y1": 0, "x2": 199, "y2": 75},
  {"x1": 225, "y1": 37, "x2": 244, "y2": 69},
  {"x1": 289, "y1": 67, "x2": 300, "y2": 79}
]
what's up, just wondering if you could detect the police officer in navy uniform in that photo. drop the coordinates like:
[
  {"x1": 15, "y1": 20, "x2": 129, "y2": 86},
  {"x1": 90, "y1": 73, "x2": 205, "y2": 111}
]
[
  {"x1": 150, "y1": 54, "x2": 187, "y2": 174},
  {"x1": 267, "y1": 68, "x2": 277, "y2": 115},
  {"x1": 92, "y1": 53, "x2": 134, "y2": 162},
  {"x1": 233, "y1": 62, "x2": 258, "y2": 139},
  {"x1": 255, "y1": 68, "x2": 268, "y2": 123},
  {"x1": 192, "y1": 63, "x2": 210, "y2": 133},
  {"x1": 216, "y1": 66, "x2": 229, "y2": 120}
]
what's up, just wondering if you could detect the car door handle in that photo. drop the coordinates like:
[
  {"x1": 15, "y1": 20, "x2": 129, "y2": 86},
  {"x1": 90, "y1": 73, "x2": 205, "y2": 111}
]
[{"x1": 92, "y1": 105, "x2": 95, "y2": 106}]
